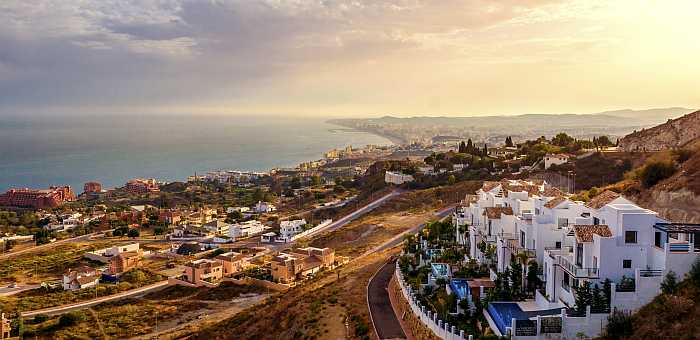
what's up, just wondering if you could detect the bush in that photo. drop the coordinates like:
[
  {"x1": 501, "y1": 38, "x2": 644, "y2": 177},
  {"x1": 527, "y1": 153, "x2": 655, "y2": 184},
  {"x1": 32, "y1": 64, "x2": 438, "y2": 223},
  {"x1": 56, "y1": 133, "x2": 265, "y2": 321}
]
[
  {"x1": 122, "y1": 269, "x2": 147, "y2": 284},
  {"x1": 605, "y1": 309, "x2": 633, "y2": 339},
  {"x1": 672, "y1": 148, "x2": 693, "y2": 163},
  {"x1": 688, "y1": 258, "x2": 700, "y2": 286},
  {"x1": 58, "y1": 311, "x2": 85, "y2": 327},
  {"x1": 660, "y1": 271, "x2": 678, "y2": 294},
  {"x1": 127, "y1": 229, "x2": 140, "y2": 238},
  {"x1": 639, "y1": 161, "x2": 676, "y2": 187},
  {"x1": 33, "y1": 314, "x2": 49, "y2": 323}
]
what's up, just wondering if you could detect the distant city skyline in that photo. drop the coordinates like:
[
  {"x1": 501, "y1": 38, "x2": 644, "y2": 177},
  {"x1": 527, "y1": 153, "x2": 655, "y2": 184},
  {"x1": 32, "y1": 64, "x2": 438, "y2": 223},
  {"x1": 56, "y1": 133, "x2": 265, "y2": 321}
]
[{"x1": 1, "y1": 0, "x2": 698, "y2": 117}]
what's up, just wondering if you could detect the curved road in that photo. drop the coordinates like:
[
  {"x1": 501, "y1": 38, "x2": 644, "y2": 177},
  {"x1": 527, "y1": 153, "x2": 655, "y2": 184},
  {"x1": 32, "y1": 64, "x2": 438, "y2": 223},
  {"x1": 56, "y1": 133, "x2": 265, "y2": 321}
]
[
  {"x1": 368, "y1": 259, "x2": 406, "y2": 340},
  {"x1": 367, "y1": 205, "x2": 455, "y2": 339}
]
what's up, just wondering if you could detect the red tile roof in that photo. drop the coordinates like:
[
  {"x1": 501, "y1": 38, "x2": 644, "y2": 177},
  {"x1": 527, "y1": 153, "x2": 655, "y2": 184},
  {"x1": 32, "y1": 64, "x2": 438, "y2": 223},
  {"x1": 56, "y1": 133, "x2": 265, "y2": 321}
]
[
  {"x1": 544, "y1": 197, "x2": 567, "y2": 209},
  {"x1": 585, "y1": 190, "x2": 621, "y2": 209},
  {"x1": 573, "y1": 225, "x2": 612, "y2": 242},
  {"x1": 483, "y1": 207, "x2": 514, "y2": 219}
]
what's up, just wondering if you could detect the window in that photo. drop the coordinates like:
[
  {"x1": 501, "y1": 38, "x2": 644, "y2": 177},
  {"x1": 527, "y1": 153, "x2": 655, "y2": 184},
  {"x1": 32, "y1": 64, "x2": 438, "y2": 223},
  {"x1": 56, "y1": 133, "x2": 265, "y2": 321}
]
[
  {"x1": 557, "y1": 218, "x2": 568, "y2": 229},
  {"x1": 555, "y1": 241, "x2": 562, "y2": 249},
  {"x1": 655, "y1": 232, "x2": 662, "y2": 248},
  {"x1": 623, "y1": 259, "x2": 632, "y2": 269},
  {"x1": 520, "y1": 231, "x2": 525, "y2": 248},
  {"x1": 576, "y1": 243, "x2": 583, "y2": 267},
  {"x1": 593, "y1": 256, "x2": 598, "y2": 268},
  {"x1": 625, "y1": 231, "x2": 637, "y2": 244},
  {"x1": 593, "y1": 217, "x2": 600, "y2": 225}
]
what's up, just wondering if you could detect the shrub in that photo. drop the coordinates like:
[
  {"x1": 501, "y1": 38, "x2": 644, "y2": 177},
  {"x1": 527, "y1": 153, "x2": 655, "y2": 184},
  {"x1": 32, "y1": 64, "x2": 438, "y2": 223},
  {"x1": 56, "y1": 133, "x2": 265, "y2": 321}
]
[
  {"x1": 33, "y1": 314, "x2": 49, "y2": 323},
  {"x1": 660, "y1": 271, "x2": 678, "y2": 294},
  {"x1": 688, "y1": 257, "x2": 700, "y2": 286},
  {"x1": 605, "y1": 309, "x2": 633, "y2": 339},
  {"x1": 639, "y1": 161, "x2": 676, "y2": 187},
  {"x1": 672, "y1": 148, "x2": 693, "y2": 163},
  {"x1": 58, "y1": 311, "x2": 85, "y2": 327}
]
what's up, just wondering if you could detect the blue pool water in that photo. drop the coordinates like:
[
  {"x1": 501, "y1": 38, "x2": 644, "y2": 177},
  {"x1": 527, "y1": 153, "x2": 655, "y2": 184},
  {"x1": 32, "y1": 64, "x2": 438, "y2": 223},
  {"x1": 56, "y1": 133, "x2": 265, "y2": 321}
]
[{"x1": 449, "y1": 279, "x2": 470, "y2": 300}]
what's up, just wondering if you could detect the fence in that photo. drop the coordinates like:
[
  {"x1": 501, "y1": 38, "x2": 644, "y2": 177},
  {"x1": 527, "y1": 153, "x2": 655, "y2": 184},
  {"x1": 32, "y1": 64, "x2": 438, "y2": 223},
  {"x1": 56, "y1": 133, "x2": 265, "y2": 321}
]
[
  {"x1": 289, "y1": 219, "x2": 333, "y2": 242},
  {"x1": 395, "y1": 263, "x2": 472, "y2": 340}
]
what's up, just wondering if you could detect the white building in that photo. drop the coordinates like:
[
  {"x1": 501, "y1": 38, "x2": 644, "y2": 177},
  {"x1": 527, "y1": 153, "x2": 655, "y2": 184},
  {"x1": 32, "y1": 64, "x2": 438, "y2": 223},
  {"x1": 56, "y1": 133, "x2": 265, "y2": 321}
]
[
  {"x1": 63, "y1": 266, "x2": 100, "y2": 291},
  {"x1": 84, "y1": 243, "x2": 141, "y2": 263},
  {"x1": 229, "y1": 220, "x2": 266, "y2": 239},
  {"x1": 204, "y1": 220, "x2": 231, "y2": 235},
  {"x1": 226, "y1": 206, "x2": 250, "y2": 214},
  {"x1": 544, "y1": 154, "x2": 570, "y2": 169},
  {"x1": 384, "y1": 171, "x2": 414, "y2": 185},
  {"x1": 279, "y1": 219, "x2": 308, "y2": 241},
  {"x1": 253, "y1": 201, "x2": 276, "y2": 213}
]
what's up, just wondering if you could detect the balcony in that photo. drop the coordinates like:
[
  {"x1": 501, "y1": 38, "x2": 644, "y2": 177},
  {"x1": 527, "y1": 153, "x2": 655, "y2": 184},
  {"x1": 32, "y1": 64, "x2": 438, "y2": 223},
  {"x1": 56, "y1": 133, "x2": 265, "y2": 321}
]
[
  {"x1": 557, "y1": 256, "x2": 599, "y2": 279},
  {"x1": 507, "y1": 239, "x2": 536, "y2": 258}
]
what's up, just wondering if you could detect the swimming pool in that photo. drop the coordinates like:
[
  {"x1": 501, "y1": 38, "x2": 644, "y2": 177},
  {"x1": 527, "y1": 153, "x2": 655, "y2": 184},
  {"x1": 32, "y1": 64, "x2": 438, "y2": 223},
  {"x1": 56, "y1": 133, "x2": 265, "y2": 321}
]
[
  {"x1": 448, "y1": 279, "x2": 470, "y2": 300},
  {"x1": 487, "y1": 302, "x2": 562, "y2": 335}
]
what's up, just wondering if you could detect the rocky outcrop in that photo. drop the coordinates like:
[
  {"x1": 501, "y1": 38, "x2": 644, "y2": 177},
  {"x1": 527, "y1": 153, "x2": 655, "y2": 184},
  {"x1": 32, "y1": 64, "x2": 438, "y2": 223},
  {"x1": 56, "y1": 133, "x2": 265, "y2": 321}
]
[{"x1": 619, "y1": 109, "x2": 700, "y2": 151}]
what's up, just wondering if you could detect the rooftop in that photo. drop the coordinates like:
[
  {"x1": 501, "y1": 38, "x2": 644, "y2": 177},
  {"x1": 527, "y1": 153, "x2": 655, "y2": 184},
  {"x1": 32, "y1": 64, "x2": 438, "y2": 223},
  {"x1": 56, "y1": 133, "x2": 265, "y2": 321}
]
[
  {"x1": 573, "y1": 224, "x2": 612, "y2": 243},
  {"x1": 585, "y1": 190, "x2": 621, "y2": 209}
]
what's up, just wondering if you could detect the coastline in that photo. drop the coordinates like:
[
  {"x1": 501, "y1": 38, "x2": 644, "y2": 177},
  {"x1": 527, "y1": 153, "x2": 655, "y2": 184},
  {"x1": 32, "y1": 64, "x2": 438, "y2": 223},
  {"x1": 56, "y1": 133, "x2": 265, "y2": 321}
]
[{"x1": 326, "y1": 121, "x2": 407, "y2": 146}]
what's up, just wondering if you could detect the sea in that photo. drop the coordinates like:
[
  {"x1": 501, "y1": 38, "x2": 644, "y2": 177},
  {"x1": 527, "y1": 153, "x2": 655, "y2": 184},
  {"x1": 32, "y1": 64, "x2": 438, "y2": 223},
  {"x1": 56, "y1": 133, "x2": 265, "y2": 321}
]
[{"x1": 0, "y1": 114, "x2": 391, "y2": 192}]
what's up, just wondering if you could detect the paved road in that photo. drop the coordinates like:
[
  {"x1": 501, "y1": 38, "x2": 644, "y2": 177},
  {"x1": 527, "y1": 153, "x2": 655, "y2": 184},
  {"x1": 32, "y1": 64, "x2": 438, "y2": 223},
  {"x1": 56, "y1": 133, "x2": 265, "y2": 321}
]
[
  {"x1": 368, "y1": 259, "x2": 406, "y2": 340},
  {"x1": 21, "y1": 280, "x2": 170, "y2": 317},
  {"x1": 0, "y1": 232, "x2": 101, "y2": 260},
  {"x1": 366, "y1": 204, "x2": 455, "y2": 339},
  {"x1": 0, "y1": 284, "x2": 41, "y2": 296}
]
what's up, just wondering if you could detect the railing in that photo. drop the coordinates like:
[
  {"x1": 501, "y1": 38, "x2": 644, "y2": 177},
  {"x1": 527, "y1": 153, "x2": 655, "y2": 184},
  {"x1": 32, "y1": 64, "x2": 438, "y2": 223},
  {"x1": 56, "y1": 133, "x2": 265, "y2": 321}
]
[
  {"x1": 557, "y1": 256, "x2": 599, "y2": 278},
  {"x1": 498, "y1": 232, "x2": 517, "y2": 240},
  {"x1": 506, "y1": 240, "x2": 536, "y2": 258},
  {"x1": 669, "y1": 242, "x2": 692, "y2": 253},
  {"x1": 639, "y1": 269, "x2": 663, "y2": 277}
]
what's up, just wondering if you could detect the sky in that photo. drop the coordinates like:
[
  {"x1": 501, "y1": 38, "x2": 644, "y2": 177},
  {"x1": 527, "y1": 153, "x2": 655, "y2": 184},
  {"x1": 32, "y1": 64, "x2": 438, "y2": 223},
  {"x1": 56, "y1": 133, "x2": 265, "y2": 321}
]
[{"x1": 1, "y1": 0, "x2": 698, "y2": 117}]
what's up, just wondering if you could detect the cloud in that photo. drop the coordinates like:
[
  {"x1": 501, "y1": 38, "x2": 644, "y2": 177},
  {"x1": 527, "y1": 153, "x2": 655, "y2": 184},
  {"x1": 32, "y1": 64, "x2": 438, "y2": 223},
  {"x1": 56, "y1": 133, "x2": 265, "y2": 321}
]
[{"x1": 0, "y1": 0, "x2": 696, "y2": 115}]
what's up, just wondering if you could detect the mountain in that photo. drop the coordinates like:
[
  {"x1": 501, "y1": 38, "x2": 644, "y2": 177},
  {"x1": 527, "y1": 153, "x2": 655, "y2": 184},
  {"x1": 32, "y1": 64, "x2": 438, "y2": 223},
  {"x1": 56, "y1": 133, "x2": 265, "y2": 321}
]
[
  {"x1": 595, "y1": 107, "x2": 694, "y2": 125},
  {"x1": 618, "y1": 110, "x2": 700, "y2": 151}
]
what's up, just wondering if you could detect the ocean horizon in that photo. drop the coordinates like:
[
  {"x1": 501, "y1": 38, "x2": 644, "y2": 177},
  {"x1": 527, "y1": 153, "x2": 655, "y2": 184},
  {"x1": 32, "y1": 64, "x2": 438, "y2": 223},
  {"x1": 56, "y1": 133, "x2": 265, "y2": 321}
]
[{"x1": 0, "y1": 114, "x2": 392, "y2": 193}]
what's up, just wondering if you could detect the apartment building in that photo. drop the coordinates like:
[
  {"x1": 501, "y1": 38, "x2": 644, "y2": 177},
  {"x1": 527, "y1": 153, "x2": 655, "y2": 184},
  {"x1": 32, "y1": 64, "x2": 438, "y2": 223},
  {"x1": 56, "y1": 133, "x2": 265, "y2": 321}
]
[
  {"x1": 0, "y1": 186, "x2": 75, "y2": 209},
  {"x1": 456, "y1": 182, "x2": 700, "y2": 314}
]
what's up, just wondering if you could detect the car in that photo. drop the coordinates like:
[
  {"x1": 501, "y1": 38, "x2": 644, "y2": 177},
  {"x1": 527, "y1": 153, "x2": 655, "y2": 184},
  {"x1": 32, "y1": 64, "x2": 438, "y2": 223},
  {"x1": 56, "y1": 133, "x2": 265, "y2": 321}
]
[{"x1": 8, "y1": 283, "x2": 17, "y2": 288}]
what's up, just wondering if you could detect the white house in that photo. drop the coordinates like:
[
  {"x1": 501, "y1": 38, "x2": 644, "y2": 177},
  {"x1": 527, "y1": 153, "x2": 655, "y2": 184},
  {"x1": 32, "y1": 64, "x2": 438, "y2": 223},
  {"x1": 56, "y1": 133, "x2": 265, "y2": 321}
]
[
  {"x1": 544, "y1": 154, "x2": 571, "y2": 169},
  {"x1": 63, "y1": 266, "x2": 100, "y2": 291},
  {"x1": 204, "y1": 220, "x2": 231, "y2": 235},
  {"x1": 84, "y1": 243, "x2": 141, "y2": 263},
  {"x1": 226, "y1": 206, "x2": 250, "y2": 214},
  {"x1": 279, "y1": 219, "x2": 308, "y2": 241},
  {"x1": 253, "y1": 201, "x2": 276, "y2": 213},
  {"x1": 384, "y1": 171, "x2": 414, "y2": 185},
  {"x1": 229, "y1": 220, "x2": 266, "y2": 239}
]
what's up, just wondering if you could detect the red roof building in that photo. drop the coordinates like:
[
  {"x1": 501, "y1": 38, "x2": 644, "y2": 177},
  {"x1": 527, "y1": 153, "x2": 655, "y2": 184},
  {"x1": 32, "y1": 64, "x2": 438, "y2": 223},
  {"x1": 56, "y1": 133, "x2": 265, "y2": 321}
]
[{"x1": 0, "y1": 186, "x2": 75, "y2": 209}]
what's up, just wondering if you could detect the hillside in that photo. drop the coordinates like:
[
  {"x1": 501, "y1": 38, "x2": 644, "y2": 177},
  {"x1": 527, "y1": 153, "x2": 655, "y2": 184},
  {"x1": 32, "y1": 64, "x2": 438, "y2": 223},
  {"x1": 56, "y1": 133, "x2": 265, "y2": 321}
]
[
  {"x1": 625, "y1": 146, "x2": 700, "y2": 223},
  {"x1": 619, "y1": 109, "x2": 700, "y2": 151}
]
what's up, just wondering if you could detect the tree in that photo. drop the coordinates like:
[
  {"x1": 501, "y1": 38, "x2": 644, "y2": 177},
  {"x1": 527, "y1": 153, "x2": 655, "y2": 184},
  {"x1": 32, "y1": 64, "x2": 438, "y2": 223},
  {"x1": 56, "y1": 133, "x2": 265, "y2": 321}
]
[
  {"x1": 605, "y1": 310, "x2": 633, "y2": 338},
  {"x1": 552, "y1": 133, "x2": 574, "y2": 146},
  {"x1": 127, "y1": 228, "x2": 140, "y2": 238},
  {"x1": 458, "y1": 141, "x2": 467, "y2": 153},
  {"x1": 688, "y1": 257, "x2": 700, "y2": 286},
  {"x1": 526, "y1": 261, "x2": 541, "y2": 292},
  {"x1": 447, "y1": 175, "x2": 456, "y2": 185},
  {"x1": 660, "y1": 271, "x2": 678, "y2": 295},
  {"x1": 602, "y1": 279, "x2": 612, "y2": 311},
  {"x1": 574, "y1": 281, "x2": 593, "y2": 315},
  {"x1": 153, "y1": 227, "x2": 166, "y2": 236},
  {"x1": 482, "y1": 144, "x2": 488, "y2": 157},
  {"x1": 58, "y1": 311, "x2": 85, "y2": 327},
  {"x1": 226, "y1": 210, "x2": 243, "y2": 223},
  {"x1": 640, "y1": 161, "x2": 676, "y2": 187},
  {"x1": 505, "y1": 136, "x2": 514, "y2": 147},
  {"x1": 122, "y1": 269, "x2": 147, "y2": 284},
  {"x1": 510, "y1": 261, "x2": 523, "y2": 297},
  {"x1": 591, "y1": 284, "x2": 605, "y2": 312},
  {"x1": 34, "y1": 229, "x2": 53, "y2": 245},
  {"x1": 3, "y1": 239, "x2": 16, "y2": 251}
]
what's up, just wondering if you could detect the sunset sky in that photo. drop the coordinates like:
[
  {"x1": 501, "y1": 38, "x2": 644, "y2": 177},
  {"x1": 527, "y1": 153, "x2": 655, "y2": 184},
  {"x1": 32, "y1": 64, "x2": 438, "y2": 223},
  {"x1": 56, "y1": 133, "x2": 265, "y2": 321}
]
[{"x1": 1, "y1": 0, "x2": 698, "y2": 117}]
